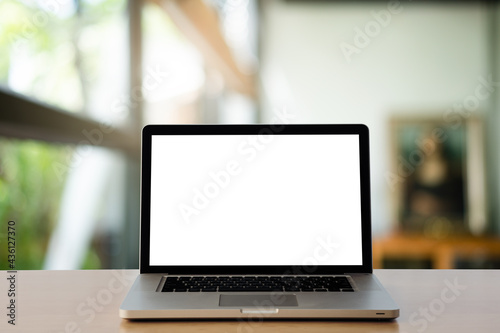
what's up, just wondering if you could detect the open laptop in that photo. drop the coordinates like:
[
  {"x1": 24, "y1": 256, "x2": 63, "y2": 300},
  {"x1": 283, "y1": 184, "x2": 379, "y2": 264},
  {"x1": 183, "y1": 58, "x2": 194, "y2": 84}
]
[{"x1": 120, "y1": 124, "x2": 399, "y2": 319}]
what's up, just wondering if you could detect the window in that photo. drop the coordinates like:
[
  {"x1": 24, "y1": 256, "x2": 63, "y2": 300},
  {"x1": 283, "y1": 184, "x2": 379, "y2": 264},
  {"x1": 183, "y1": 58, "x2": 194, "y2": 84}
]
[
  {"x1": 0, "y1": 0, "x2": 138, "y2": 270},
  {"x1": 0, "y1": 0, "x2": 258, "y2": 269}
]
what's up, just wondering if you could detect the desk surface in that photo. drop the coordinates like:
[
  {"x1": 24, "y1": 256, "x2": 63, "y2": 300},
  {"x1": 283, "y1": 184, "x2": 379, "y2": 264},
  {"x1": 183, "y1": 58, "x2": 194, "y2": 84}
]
[{"x1": 1, "y1": 269, "x2": 499, "y2": 333}]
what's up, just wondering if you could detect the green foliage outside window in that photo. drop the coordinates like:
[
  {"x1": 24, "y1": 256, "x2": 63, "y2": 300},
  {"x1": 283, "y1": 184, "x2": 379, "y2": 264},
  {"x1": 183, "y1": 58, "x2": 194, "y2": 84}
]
[
  {"x1": 0, "y1": 0, "x2": 127, "y2": 270},
  {"x1": 0, "y1": 139, "x2": 73, "y2": 269}
]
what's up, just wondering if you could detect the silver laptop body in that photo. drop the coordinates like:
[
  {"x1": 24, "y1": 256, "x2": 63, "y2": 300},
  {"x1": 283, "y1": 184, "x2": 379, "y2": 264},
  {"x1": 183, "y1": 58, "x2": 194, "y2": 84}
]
[{"x1": 120, "y1": 124, "x2": 399, "y2": 319}]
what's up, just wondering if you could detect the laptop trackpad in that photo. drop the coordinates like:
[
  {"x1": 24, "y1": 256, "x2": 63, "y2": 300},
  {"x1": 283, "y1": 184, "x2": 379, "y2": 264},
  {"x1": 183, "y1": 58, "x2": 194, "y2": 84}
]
[{"x1": 219, "y1": 294, "x2": 298, "y2": 307}]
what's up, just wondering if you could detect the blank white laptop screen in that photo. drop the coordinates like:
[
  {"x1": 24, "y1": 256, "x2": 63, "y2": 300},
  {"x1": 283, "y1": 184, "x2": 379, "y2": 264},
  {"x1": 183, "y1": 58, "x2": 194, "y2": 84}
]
[{"x1": 149, "y1": 134, "x2": 363, "y2": 266}]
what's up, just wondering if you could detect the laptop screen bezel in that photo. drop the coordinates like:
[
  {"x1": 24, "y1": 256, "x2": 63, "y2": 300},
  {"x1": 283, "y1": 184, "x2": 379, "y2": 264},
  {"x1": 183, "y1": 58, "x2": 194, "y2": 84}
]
[{"x1": 140, "y1": 124, "x2": 372, "y2": 274}]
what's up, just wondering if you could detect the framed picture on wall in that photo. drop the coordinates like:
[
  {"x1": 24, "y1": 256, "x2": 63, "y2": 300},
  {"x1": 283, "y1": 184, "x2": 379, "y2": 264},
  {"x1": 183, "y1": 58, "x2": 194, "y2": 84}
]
[{"x1": 388, "y1": 116, "x2": 487, "y2": 237}]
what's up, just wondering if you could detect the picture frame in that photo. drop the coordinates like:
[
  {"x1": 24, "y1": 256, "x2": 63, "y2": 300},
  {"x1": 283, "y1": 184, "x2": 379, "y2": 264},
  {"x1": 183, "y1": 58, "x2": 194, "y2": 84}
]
[{"x1": 387, "y1": 116, "x2": 487, "y2": 237}]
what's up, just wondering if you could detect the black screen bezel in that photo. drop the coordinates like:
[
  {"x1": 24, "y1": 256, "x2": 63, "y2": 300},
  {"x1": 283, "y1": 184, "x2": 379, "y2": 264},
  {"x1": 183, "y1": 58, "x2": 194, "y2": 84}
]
[{"x1": 140, "y1": 124, "x2": 372, "y2": 274}]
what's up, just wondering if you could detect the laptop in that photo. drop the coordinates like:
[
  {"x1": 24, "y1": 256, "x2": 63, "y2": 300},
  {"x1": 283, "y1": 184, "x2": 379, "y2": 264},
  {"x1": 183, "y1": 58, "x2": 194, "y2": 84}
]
[{"x1": 120, "y1": 124, "x2": 399, "y2": 319}]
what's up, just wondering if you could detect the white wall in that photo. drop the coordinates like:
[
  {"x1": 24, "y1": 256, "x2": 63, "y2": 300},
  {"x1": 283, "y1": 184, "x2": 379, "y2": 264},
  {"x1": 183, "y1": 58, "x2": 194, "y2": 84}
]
[{"x1": 260, "y1": 0, "x2": 491, "y2": 234}]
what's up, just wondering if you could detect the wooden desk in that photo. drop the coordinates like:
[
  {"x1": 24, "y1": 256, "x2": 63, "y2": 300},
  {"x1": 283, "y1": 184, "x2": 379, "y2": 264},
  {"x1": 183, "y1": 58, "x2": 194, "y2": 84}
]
[
  {"x1": 1, "y1": 269, "x2": 499, "y2": 332},
  {"x1": 373, "y1": 233, "x2": 500, "y2": 269}
]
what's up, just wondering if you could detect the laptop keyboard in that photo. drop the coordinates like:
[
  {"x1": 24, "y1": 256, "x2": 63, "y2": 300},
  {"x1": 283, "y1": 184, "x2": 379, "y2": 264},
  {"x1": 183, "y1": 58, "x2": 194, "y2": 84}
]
[{"x1": 161, "y1": 275, "x2": 354, "y2": 292}]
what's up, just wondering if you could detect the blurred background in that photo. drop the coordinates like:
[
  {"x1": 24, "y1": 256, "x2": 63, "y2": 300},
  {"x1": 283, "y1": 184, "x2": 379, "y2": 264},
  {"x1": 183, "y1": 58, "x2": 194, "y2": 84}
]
[{"x1": 1, "y1": 0, "x2": 500, "y2": 270}]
